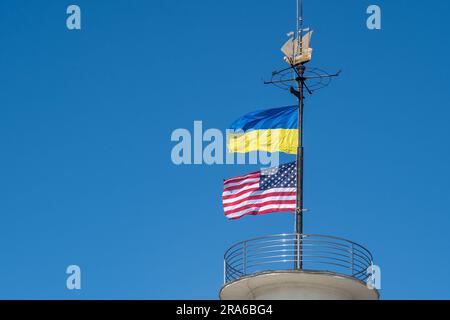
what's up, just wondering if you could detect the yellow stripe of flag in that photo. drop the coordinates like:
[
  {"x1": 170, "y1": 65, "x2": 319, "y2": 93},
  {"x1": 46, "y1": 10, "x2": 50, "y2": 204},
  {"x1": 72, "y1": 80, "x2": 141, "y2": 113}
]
[{"x1": 227, "y1": 129, "x2": 298, "y2": 154}]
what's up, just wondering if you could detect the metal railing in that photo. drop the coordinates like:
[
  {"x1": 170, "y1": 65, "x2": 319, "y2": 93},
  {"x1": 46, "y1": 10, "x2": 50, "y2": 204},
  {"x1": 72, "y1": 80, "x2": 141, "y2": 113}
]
[{"x1": 224, "y1": 234, "x2": 374, "y2": 284}]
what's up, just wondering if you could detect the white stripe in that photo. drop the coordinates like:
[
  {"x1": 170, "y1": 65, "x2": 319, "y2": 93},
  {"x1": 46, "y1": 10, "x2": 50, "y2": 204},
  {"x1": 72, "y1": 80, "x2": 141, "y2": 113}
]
[
  {"x1": 222, "y1": 188, "x2": 296, "y2": 204},
  {"x1": 223, "y1": 177, "x2": 259, "y2": 189},
  {"x1": 222, "y1": 182, "x2": 259, "y2": 197},
  {"x1": 225, "y1": 204, "x2": 296, "y2": 219}
]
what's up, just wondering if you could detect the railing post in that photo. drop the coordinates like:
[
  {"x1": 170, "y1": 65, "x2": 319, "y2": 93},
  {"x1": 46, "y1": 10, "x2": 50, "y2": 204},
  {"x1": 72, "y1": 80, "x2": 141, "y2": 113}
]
[
  {"x1": 296, "y1": 233, "x2": 300, "y2": 270},
  {"x1": 351, "y1": 243, "x2": 355, "y2": 275},
  {"x1": 223, "y1": 260, "x2": 226, "y2": 284},
  {"x1": 243, "y1": 242, "x2": 247, "y2": 275}
]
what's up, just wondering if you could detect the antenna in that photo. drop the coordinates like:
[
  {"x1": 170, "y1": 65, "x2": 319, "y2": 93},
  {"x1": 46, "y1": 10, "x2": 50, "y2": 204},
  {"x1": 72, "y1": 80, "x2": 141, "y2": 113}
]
[
  {"x1": 264, "y1": 0, "x2": 341, "y2": 270},
  {"x1": 298, "y1": 0, "x2": 302, "y2": 55}
]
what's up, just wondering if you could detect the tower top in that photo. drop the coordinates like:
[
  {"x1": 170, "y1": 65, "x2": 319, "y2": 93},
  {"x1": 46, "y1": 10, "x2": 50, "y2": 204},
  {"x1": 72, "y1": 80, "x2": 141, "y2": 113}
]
[{"x1": 220, "y1": 0, "x2": 378, "y2": 301}]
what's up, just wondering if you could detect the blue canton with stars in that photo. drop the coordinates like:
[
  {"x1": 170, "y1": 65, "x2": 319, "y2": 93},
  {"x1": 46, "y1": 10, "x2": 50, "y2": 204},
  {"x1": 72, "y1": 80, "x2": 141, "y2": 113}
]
[{"x1": 260, "y1": 162, "x2": 297, "y2": 190}]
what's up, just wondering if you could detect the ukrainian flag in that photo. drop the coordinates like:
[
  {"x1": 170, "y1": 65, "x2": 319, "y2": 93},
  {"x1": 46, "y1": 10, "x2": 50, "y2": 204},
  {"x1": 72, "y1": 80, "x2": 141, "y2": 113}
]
[{"x1": 227, "y1": 105, "x2": 298, "y2": 154}]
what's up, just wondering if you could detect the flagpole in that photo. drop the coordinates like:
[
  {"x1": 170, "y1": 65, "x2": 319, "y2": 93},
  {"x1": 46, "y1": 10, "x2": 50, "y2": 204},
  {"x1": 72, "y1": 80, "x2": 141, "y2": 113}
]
[
  {"x1": 264, "y1": 0, "x2": 341, "y2": 272},
  {"x1": 295, "y1": 0, "x2": 304, "y2": 270},
  {"x1": 295, "y1": 65, "x2": 304, "y2": 270}
]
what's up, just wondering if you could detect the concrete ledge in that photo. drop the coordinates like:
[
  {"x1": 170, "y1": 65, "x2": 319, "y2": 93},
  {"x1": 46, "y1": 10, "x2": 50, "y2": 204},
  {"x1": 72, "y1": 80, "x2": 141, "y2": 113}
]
[{"x1": 220, "y1": 270, "x2": 379, "y2": 300}]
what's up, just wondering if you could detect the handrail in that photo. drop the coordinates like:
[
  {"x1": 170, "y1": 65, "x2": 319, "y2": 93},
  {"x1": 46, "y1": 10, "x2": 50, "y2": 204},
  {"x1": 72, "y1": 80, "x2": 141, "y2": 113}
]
[{"x1": 224, "y1": 234, "x2": 374, "y2": 283}]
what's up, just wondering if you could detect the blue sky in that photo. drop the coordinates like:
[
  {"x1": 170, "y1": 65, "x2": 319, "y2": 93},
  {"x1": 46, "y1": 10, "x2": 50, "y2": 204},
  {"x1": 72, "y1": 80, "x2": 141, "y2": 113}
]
[{"x1": 0, "y1": 0, "x2": 449, "y2": 299}]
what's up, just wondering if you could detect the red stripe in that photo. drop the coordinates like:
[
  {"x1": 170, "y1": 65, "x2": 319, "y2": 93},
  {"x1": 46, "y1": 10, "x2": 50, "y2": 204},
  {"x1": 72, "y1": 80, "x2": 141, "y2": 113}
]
[
  {"x1": 222, "y1": 187, "x2": 259, "y2": 200},
  {"x1": 224, "y1": 200, "x2": 296, "y2": 215},
  {"x1": 223, "y1": 181, "x2": 259, "y2": 192},
  {"x1": 226, "y1": 208, "x2": 295, "y2": 220},
  {"x1": 224, "y1": 172, "x2": 259, "y2": 184},
  {"x1": 223, "y1": 191, "x2": 296, "y2": 207}
]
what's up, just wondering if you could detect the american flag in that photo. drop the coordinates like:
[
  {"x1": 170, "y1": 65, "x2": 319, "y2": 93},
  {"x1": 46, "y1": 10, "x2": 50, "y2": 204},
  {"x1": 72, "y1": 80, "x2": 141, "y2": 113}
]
[{"x1": 222, "y1": 162, "x2": 297, "y2": 220}]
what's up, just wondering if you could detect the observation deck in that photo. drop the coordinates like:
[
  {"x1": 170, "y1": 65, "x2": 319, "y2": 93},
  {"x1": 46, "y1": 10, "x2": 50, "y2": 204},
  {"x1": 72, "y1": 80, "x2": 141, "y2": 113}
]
[{"x1": 220, "y1": 234, "x2": 379, "y2": 300}]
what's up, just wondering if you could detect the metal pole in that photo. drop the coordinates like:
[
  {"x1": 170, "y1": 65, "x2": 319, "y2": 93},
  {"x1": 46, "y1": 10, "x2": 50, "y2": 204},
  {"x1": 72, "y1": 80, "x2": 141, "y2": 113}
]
[
  {"x1": 296, "y1": 68, "x2": 304, "y2": 236},
  {"x1": 295, "y1": 65, "x2": 305, "y2": 270},
  {"x1": 223, "y1": 260, "x2": 226, "y2": 284},
  {"x1": 351, "y1": 244, "x2": 355, "y2": 276},
  {"x1": 243, "y1": 242, "x2": 247, "y2": 275},
  {"x1": 294, "y1": 0, "x2": 305, "y2": 270}
]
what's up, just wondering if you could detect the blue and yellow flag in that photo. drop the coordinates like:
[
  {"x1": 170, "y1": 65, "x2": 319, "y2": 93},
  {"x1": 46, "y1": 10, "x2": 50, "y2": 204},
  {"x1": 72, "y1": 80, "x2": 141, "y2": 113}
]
[{"x1": 227, "y1": 106, "x2": 298, "y2": 154}]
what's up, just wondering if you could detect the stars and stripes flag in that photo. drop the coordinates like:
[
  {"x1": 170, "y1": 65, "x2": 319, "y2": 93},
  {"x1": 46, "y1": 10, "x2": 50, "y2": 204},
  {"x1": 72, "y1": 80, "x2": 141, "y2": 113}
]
[{"x1": 222, "y1": 162, "x2": 297, "y2": 220}]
